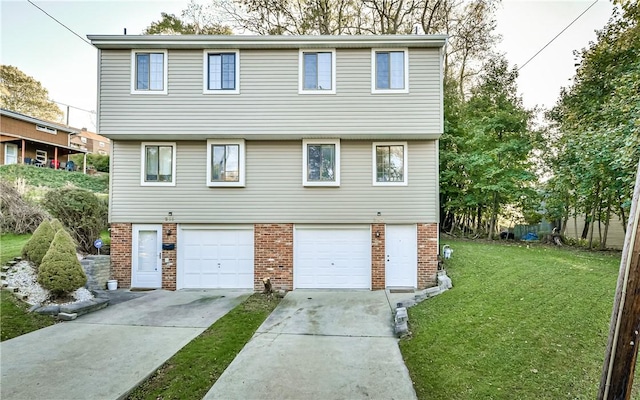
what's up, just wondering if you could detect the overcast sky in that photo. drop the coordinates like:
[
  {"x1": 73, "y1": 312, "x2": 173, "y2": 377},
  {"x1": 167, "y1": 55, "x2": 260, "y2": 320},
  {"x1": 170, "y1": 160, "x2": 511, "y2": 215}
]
[{"x1": 0, "y1": 0, "x2": 614, "y2": 130}]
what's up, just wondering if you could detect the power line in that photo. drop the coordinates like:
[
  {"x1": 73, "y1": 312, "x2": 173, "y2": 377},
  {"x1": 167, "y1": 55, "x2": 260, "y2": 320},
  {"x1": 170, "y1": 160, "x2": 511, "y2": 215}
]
[
  {"x1": 518, "y1": 0, "x2": 599, "y2": 71},
  {"x1": 27, "y1": 0, "x2": 93, "y2": 48},
  {"x1": 50, "y1": 100, "x2": 96, "y2": 115}
]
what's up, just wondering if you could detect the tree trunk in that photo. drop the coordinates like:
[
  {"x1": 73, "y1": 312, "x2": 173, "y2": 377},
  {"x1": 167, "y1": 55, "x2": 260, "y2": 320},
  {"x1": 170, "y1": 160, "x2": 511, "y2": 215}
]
[
  {"x1": 476, "y1": 206, "x2": 482, "y2": 232},
  {"x1": 619, "y1": 201, "x2": 627, "y2": 234},
  {"x1": 588, "y1": 183, "x2": 600, "y2": 249},
  {"x1": 582, "y1": 210, "x2": 591, "y2": 239},
  {"x1": 601, "y1": 196, "x2": 612, "y2": 250},
  {"x1": 487, "y1": 192, "x2": 499, "y2": 240},
  {"x1": 574, "y1": 214, "x2": 579, "y2": 240}
]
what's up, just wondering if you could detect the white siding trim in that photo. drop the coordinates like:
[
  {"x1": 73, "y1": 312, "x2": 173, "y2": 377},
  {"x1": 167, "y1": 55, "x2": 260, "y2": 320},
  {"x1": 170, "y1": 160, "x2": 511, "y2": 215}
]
[
  {"x1": 140, "y1": 142, "x2": 177, "y2": 187},
  {"x1": 371, "y1": 48, "x2": 409, "y2": 94},
  {"x1": 131, "y1": 49, "x2": 168, "y2": 95},
  {"x1": 298, "y1": 49, "x2": 337, "y2": 95},
  {"x1": 302, "y1": 138, "x2": 340, "y2": 187},
  {"x1": 372, "y1": 141, "x2": 409, "y2": 186},
  {"x1": 206, "y1": 139, "x2": 246, "y2": 187},
  {"x1": 202, "y1": 49, "x2": 240, "y2": 95}
]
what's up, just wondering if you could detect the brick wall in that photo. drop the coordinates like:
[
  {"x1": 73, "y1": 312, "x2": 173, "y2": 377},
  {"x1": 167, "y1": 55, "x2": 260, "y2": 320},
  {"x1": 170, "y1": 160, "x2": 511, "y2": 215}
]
[
  {"x1": 110, "y1": 223, "x2": 132, "y2": 288},
  {"x1": 162, "y1": 223, "x2": 177, "y2": 290},
  {"x1": 371, "y1": 223, "x2": 386, "y2": 289},
  {"x1": 254, "y1": 224, "x2": 293, "y2": 291},
  {"x1": 418, "y1": 223, "x2": 439, "y2": 288}
]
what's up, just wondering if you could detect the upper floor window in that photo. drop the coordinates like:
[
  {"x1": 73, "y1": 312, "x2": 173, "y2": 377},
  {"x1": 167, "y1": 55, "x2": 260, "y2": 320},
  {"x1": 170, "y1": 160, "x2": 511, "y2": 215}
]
[
  {"x1": 80, "y1": 137, "x2": 87, "y2": 143},
  {"x1": 99, "y1": 141, "x2": 105, "y2": 148},
  {"x1": 141, "y1": 142, "x2": 175, "y2": 186},
  {"x1": 206, "y1": 139, "x2": 245, "y2": 187},
  {"x1": 371, "y1": 49, "x2": 409, "y2": 94},
  {"x1": 299, "y1": 50, "x2": 336, "y2": 94},
  {"x1": 203, "y1": 50, "x2": 239, "y2": 94},
  {"x1": 36, "y1": 125, "x2": 57, "y2": 135},
  {"x1": 373, "y1": 142, "x2": 408, "y2": 186},
  {"x1": 302, "y1": 139, "x2": 340, "y2": 186},
  {"x1": 131, "y1": 50, "x2": 168, "y2": 94}
]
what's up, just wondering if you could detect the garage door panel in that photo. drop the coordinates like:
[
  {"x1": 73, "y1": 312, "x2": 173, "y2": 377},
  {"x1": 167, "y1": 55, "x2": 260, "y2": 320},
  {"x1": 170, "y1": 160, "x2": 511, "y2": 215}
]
[
  {"x1": 294, "y1": 227, "x2": 371, "y2": 289},
  {"x1": 179, "y1": 228, "x2": 254, "y2": 289}
]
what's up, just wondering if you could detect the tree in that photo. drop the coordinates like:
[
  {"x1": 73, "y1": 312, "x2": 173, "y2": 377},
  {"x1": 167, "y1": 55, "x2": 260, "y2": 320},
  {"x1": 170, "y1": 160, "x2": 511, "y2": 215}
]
[
  {"x1": 38, "y1": 229, "x2": 87, "y2": 298},
  {"x1": 144, "y1": 1, "x2": 232, "y2": 34},
  {"x1": 545, "y1": 2, "x2": 639, "y2": 248},
  {"x1": 0, "y1": 65, "x2": 62, "y2": 121}
]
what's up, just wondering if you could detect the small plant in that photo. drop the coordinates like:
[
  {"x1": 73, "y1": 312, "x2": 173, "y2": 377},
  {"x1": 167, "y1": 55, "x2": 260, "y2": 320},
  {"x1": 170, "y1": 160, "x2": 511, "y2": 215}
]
[
  {"x1": 44, "y1": 188, "x2": 108, "y2": 253},
  {"x1": 21, "y1": 219, "x2": 55, "y2": 267},
  {"x1": 37, "y1": 229, "x2": 87, "y2": 297}
]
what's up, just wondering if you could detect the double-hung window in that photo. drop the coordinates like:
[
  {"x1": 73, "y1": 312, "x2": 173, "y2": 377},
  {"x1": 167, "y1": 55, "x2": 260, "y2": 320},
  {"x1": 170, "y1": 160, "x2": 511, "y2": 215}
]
[
  {"x1": 371, "y1": 49, "x2": 409, "y2": 93},
  {"x1": 203, "y1": 50, "x2": 239, "y2": 94},
  {"x1": 132, "y1": 50, "x2": 167, "y2": 94},
  {"x1": 141, "y1": 142, "x2": 176, "y2": 186},
  {"x1": 207, "y1": 139, "x2": 245, "y2": 187},
  {"x1": 303, "y1": 139, "x2": 340, "y2": 186},
  {"x1": 373, "y1": 142, "x2": 408, "y2": 186},
  {"x1": 299, "y1": 50, "x2": 336, "y2": 94}
]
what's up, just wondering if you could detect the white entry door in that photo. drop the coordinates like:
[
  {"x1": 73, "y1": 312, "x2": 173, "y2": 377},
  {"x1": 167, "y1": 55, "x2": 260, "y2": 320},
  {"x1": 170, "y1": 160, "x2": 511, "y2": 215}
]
[
  {"x1": 4, "y1": 143, "x2": 18, "y2": 165},
  {"x1": 132, "y1": 224, "x2": 162, "y2": 288},
  {"x1": 386, "y1": 225, "x2": 417, "y2": 288}
]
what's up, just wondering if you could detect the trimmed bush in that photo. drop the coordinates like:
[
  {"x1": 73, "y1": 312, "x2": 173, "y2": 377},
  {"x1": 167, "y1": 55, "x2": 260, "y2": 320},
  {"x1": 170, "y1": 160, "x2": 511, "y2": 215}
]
[
  {"x1": 50, "y1": 218, "x2": 64, "y2": 233},
  {"x1": 22, "y1": 219, "x2": 55, "y2": 267},
  {"x1": 44, "y1": 188, "x2": 108, "y2": 253},
  {"x1": 38, "y1": 229, "x2": 87, "y2": 297}
]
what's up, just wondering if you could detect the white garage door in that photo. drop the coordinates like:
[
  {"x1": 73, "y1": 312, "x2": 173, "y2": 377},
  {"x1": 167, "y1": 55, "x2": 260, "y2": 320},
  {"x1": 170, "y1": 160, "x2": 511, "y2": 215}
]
[
  {"x1": 178, "y1": 227, "x2": 254, "y2": 289},
  {"x1": 294, "y1": 226, "x2": 371, "y2": 289}
]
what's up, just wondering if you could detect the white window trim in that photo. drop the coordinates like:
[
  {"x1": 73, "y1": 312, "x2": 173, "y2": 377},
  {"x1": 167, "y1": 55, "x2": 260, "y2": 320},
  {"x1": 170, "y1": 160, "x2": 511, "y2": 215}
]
[
  {"x1": 302, "y1": 139, "x2": 340, "y2": 187},
  {"x1": 36, "y1": 125, "x2": 57, "y2": 134},
  {"x1": 140, "y1": 142, "x2": 176, "y2": 187},
  {"x1": 131, "y1": 50, "x2": 168, "y2": 95},
  {"x1": 4, "y1": 143, "x2": 18, "y2": 164},
  {"x1": 203, "y1": 50, "x2": 240, "y2": 95},
  {"x1": 372, "y1": 142, "x2": 408, "y2": 186},
  {"x1": 298, "y1": 49, "x2": 337, "y2": 95},
  {"x1": 371, "y1": 48, "x2": 409, "y2": 94},
  {"x1": 206, "y1": 139, "x2": 245, "y2": 187}
]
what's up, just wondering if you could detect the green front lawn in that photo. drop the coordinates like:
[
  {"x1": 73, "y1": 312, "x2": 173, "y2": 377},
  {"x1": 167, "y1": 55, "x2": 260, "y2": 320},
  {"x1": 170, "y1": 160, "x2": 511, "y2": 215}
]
[
  {"x1": 1, "y1": 290, "x2": 55, "y2": 341},
  {"x1": 401, "y1": 239, "x2": 622, "y2": 399},
  {"x1": 0, "y1": 233, "x2": 31, "y2": 265},
  {"x1": 127, "y1": 293, "x2": 280, "y2": 400}
]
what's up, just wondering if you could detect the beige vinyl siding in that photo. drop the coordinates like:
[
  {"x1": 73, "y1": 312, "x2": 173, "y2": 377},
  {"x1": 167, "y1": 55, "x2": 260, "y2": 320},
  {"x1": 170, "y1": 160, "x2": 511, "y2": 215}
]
[
  {"x1": 99, "y1": 48, "x2": 442, "y2": 138},
  {"x1": 109, "y1": 140, "x2": 437, "y2": 223},
  {"x1": 564, "y1": 215, "x2": 627, "y2": 250}
]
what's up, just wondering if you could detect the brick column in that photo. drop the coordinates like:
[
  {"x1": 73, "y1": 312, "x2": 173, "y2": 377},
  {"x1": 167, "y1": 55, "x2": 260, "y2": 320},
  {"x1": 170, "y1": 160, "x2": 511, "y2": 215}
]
[
  {"x1": 418, "y1": 223, "x2": 439, "y2": 288},
  {"x1": 254, "y1": 224, "x2": 293, "y2": 291},
  {"x1": 110, "y1": 223, "x2": 132, "y2": 288},
  {"x1": 162, "y1": 223, "x2": 177, "y2": 290},
  {"x1": 371, "y1": 223, "x2": 385, "y2": 290}
]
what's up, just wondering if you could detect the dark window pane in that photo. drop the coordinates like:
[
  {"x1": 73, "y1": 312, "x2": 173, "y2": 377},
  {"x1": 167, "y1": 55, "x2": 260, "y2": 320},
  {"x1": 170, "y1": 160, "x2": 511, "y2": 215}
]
[
  {"x1": 304, "y1": 53, "x2": 318, "y2": 90},
  {"x1": 376, "y1": 52, "x2": 390, "y2": 89},
  {"x1": 136, "y1": 54, "x2": 150, "y2": 90}
]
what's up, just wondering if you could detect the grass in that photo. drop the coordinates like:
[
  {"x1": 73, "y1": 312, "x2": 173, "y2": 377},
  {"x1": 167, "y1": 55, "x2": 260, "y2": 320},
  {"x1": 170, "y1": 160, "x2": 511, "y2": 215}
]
[
  {"x1": 1, "y1": 290, "x2": 56, "y2": 341},
  {"x1": 0, "y1": 233, "x2": 31, "y2": 266},
  {"x1": 127, "y1": 293, "x2": 281, "y2": 400},
  {"x1": 0, "y1": 232, "x2": 56, "y2": 341},
  {"x1": 0, "y1": 164, "x2": 109, "y2": 193},
  {"x1": 400, "y1": 239, "x2": 623, "y2": 399}
]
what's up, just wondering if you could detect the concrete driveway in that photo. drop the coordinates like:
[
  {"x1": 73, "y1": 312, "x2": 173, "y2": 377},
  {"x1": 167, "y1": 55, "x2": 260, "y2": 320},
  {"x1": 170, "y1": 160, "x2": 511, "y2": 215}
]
[
  {"x1": 0, "y1": 289, "x2": 250, "y2": 400},
  {"x1": 204, "y1": 290, "x2": 417, "y2": 400}
]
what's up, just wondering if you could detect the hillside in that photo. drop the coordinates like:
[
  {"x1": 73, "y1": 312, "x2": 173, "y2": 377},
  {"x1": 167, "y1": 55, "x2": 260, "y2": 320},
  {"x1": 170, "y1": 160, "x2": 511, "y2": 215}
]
[{"x1": 0, "y1": 164, "x2": 108, "y2": 193}]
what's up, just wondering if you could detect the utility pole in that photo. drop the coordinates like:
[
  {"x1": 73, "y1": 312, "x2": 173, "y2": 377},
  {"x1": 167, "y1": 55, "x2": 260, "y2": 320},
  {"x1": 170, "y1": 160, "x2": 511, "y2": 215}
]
[{"x1": 599, "y1": 159, "x2": 640, "y2": 399}]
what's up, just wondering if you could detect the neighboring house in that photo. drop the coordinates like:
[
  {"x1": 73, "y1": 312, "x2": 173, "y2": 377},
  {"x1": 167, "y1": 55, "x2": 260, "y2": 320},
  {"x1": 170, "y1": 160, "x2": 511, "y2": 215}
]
[
  {"x1": 89, "y1": 34, "x2": 445, "y2": 291},
  {"x1": 70, "y1": 128, "x2": 111, "y2": 155},
  {"x1": 0, "y1": 108, "x2": 87, "y2": 169}
]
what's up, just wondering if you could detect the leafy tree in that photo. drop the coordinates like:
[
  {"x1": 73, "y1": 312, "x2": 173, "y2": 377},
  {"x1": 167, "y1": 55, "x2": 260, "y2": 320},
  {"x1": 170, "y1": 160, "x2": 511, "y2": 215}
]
[
  {"x1": 22, "y1": 219, "x2": 55, "y2": 268},
  {"x1": 545, "y1": 1, "x2": 639, "y2": 248},
  {"x1": 0, "y1": 65, "x2": 62, "y2": 121},
  {"x1": 38, "y1": 229, "x2": 87, "y2": 297},
  {"x1": 44, "y1": 188, "x2": 108, "y2": 253},
  {"x1": 144, "y1": 1, "x2": 232, "y2": 34}
]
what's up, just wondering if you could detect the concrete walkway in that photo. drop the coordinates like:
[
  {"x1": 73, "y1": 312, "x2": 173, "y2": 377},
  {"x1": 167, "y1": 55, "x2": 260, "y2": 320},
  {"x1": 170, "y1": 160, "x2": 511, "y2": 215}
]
[
  {"x1": 0, "y1": 289, "x2": 251, "y2": 400},
  {"x1": 204, "y1": 290, "x2": 417, "y2": 400}
]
